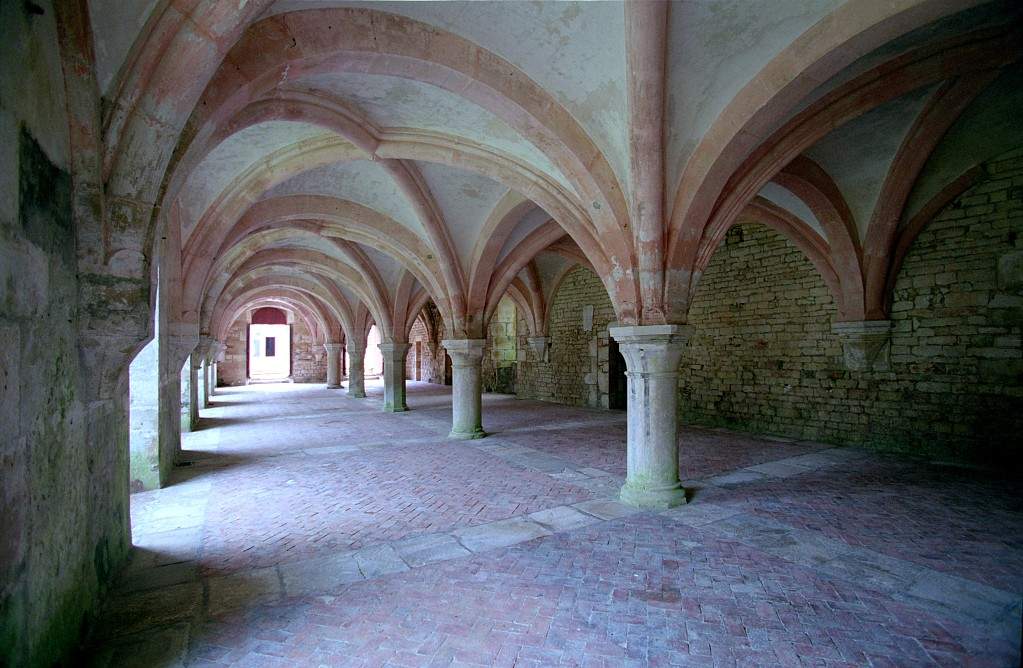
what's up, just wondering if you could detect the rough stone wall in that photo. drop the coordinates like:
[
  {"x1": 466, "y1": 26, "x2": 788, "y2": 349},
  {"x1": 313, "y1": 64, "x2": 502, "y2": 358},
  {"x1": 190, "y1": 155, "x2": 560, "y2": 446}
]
[
  {"x1": 514, "y1": 151, "x2": 1022, "y2": 466},
  {"x1": 292, "y1": 319, "x2": 326, "y2": 384},
  {"x1": 0, "y1": 3, "x2": 130, "y2": 664},
  {"x1": 516, "y1": 266, "x2": 614, "y2": 408},
  {"x1": 406, "y1": 303, "x2": 446, "y2": 384},
  {"x1": 482, "y1": 297, "x2": 517, "y2": 394},
  {"x1": 679, "y1": 148, "x2": 1023, "y2": 465},
  {"x1": 220, "y1": 318, "x2": 248, "y2": 386},
  {"x1": 218, "y1": 313, "x2": 326, "y2": 385}
]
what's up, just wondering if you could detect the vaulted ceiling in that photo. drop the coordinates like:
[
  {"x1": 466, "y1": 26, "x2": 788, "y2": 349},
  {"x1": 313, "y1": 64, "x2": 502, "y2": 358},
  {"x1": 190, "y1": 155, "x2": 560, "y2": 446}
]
[{"x1": 84, "y1": 0, "x2": 1023, "y2": 346}]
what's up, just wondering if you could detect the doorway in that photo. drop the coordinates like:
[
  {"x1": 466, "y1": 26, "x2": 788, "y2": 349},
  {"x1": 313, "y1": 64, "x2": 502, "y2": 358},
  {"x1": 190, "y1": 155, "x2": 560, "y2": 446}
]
[
  {"x1": 608, "y1": 338, "x2": 627, "y2": 410},
  {"x1": 444, "y1": 353, "x2": 452, "y2": 386},
  {"x1": 248, "y1": 323, "x2": 291, "y2": 381}
]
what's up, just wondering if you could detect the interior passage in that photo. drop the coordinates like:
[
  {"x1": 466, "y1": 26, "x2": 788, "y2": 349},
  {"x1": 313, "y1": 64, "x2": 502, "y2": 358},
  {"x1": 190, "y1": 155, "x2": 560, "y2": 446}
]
[{"x1": 4, "y1": 2, "x2": 1023, "y2": 666}]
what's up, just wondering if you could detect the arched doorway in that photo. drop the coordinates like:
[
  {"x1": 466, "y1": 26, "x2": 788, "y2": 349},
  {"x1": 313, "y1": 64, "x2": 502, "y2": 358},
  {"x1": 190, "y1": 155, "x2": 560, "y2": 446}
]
[{"x1": 248, "y1": 307, "x2": 291, "y2": 382}]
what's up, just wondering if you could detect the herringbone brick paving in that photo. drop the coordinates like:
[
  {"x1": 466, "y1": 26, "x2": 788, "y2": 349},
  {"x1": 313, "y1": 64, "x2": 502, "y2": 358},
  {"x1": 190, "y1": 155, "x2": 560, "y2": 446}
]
[
  {"x1": 86, "y1": 381, "x2": 1022, "y2": 666},
  {"x1": 497, "y1": 423, "x2": 829, "y2": 480},
  {"x1": 186, "y1": 515, "x2": 1014, "y2": 667},
  {"x1": 700, "y1": 457, "x2": 1023, "y2": 593},
  {"x1": 199, "y1": 443, "x2": 592, "y2": 575}
]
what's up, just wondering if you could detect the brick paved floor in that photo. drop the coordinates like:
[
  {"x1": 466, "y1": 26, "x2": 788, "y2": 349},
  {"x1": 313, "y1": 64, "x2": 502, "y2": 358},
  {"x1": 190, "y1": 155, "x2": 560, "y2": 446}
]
[
  {"x1": 86, "y1": 381, "x2": 1022, "y2": 666},
  {"x1": 496, "y1": 423, "x2": 829, "y2": 480}
]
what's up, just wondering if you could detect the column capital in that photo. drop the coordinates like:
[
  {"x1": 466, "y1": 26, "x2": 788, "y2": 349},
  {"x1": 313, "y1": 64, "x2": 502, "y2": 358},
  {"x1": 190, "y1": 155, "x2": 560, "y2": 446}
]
[
  {"x1": 832, "y1": 319, "x2": 892, "y2": 371},
  {"x1": 609, "y1": 324, "x2": 692, "y2": 345},
  {"x1": 323, "y1": 342, "x2": 342, "y2": 353},
  {"x1": 610, "y1": 324, "x2": 692, "y2": 375},
  {"x1": 442, "y1": 338, "x2": 486, "y2": 362},
  {"x1": 163, "y1": 334, "x2": 198, "y2": 370},
  {"x1": 378, "y1": 341, "x2": 411, "y2": 358},
  {"x1": 196, "y1": 335, "x2": 217, "y2": 364}
]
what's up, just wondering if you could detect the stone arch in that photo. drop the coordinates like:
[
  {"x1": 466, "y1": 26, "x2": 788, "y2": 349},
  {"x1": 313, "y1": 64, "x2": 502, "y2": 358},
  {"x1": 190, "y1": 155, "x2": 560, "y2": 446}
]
[
  {"x1": 733, "y1": 198, "x2": 844, "y2": 318},
  {"x1": 666, "y1": 22, "x2": 1019, "y2": 322}
]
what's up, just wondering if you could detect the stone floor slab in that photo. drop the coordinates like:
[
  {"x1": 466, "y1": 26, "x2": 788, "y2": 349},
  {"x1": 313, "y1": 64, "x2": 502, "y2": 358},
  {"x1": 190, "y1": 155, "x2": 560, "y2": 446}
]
[
  {"x1": 816, "y1": 547, "x2": 927, "y2": 594},
  {"x1": 278, "y1": 551, "x2": 362, "y2": 597},
  {"x1": 353, "y1": 543, "x2": 409, "y2": 578},
  {"x1": 207, "y1": 566, "x2": 282, "y2": 616},
  {"x1": 116, "y1": 559, "x2": 200, "y2": 594},
  {"x1": 452, "y1": 516, "x2": 550, "y2": 553},
  {"x1": 661, "y1": 501, "x2": 741, "y2": 527},
  {"x1": 576, "y1": 467, "x2": 612, "y2": 478},
  {"x1": 392, "y1": 533, "x2": 471, "y2": 568},
  {"x1": 86, "y1": 622, "x2": 191, "y2": 668},
  {"x1": 744, "y1": 460, "x2": 812, "y2": 478},
  {"x1": 899, "y1": 569, "x2": 1023, "y2": 623},
  {"x1": 93, "y1": 582, "x2": 202, "y2": 641},
  {"x1": 529, "y1": 505, "x2": 602, "y2": 532},
  {"x1": 705, "y1": 468, "x2": 767, "y2": 486},
  {"x1": 572, "y1": 498, "x2": 641, "y2": 520}
]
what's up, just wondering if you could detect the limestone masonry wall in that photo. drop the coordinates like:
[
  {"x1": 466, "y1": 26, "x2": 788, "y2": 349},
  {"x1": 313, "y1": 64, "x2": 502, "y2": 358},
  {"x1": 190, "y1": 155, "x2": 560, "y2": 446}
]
[
  {"x1": 517, "y1": 149, "x2": 1023, "y2": 466},
  {"x1": 681, "y1": 147, "x2": 1022, "y2": 464},
  {"x1": 291, "y1": 320, "x2": 326, "y2": 384},
  {"x1": 406, "y1": 303, "x2": 446, "y2": 384},
  {"x1": 516, "y1": 266, "x2": 615, "y2": 408},
  {"x1": 220, "y1": 318, "x2": 248, "y2": 386},
  {"x1": 482, "y1": 297, "x2": 517, "y2": 394},
  {"x1": 218, "y1": 312, "x2": 326, "y2": 385},
  {"x1": 0, "y1": 4, "x2": 131, "y2": 664}
]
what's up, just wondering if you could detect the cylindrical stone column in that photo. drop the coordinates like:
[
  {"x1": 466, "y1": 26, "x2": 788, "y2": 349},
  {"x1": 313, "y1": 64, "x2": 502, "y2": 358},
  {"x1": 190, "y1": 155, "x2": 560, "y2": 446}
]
[
  {"x1": 203, "y1": 355, "x2": 213, "y2": 409},
  {"x1": 442, "y1": 339, "x2": 486, "y2": 439},
  {"x1": 379, "y1": 342, "x2": 411, "y2": 412},
  {"x1": 198, "y1": 335, "x2": 215, "y2": 409},
  {"x1": 324, "y1": 343, "x2": 342, "y2": 388},
  {"x1": 211, "y1": 341, "x2": 226, "y2": 397},
  {"x1": 608, "y1": 325, "x2": 691, "y2": 510},
  {"x1": 347, "y1": 345, "x2": 366, "y2": 398},
  {"x1": 188, "y1": 355, "x2": 201, "y2": 432}
]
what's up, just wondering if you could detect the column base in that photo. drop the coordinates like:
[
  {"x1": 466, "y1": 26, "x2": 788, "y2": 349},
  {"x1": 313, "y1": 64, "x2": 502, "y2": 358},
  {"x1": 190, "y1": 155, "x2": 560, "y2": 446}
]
[
  {"x1": 348, "y1": 390, "x2": 366, "y2": 399},
  {"x1": 326, "y1": 383, "x2": 341, "y2": 389},
  {"x1": 382, "y1": 404, "x2": 408, "y2": 413},
  {"x1": 619, "y1": 480, "x2": 687, "y2": 510},
  {"x1": 448, "y1": 428, "x2": 486, "y2": 440}
]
